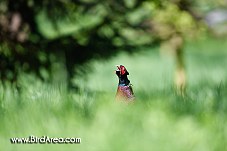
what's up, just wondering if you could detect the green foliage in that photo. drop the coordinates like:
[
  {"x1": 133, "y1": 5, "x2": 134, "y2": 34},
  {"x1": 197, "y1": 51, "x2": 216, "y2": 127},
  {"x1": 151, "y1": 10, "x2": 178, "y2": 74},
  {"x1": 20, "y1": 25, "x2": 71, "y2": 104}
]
[
  {"x1": 144, "y1": 0, "x2": 201, "y2": 40},
  {"x1": 1, "y1": 76, "x2": 227, "y2": 150},
  {"x1": 1, "y1": 38, "x2": 227, "y2": 150},
  {"x1": 194, "y1": 0, "x2": 227, "y2": 13},
  {"x1": 0, "y1": 0, "x2": 154, "y2": 82},
  {"x1": 36, "y1": 5, "x2": 107, "y2": 41},
  {"x1": 34, "y1": 0, "x2": 153, "y2": 46},
  {"x1": 0, "y1": 0, "x2": 226, "y2": 84}
]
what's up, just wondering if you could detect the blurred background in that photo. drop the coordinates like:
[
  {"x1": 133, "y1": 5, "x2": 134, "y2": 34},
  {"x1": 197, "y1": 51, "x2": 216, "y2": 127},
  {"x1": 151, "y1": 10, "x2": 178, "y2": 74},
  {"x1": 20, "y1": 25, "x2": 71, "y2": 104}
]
[
  {"x1": 1, "y1": 0, "x2": 227, "y2": 89},
  {"x1": 1, "y1": 0, "x2": 227, "y2": 150}
]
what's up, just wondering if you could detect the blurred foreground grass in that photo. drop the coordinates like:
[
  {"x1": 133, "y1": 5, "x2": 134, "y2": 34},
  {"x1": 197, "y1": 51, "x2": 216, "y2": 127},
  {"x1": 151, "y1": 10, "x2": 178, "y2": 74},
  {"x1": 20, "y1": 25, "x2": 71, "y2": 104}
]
[{"x1": 1, "y1": 38, "x2": 227, "y2": 151}]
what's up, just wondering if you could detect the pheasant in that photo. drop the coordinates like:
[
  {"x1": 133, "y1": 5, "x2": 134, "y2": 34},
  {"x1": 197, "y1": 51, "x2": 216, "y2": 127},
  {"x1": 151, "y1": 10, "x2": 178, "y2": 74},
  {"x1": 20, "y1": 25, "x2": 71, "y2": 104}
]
[{"x1": 115, "y1": 65, "x2": 135, "y2": 102}]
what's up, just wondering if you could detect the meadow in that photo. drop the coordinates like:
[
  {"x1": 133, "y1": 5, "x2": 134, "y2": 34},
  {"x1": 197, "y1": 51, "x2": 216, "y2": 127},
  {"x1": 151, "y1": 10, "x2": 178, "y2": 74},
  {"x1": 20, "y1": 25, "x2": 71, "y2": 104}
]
[{"x1": 1, "y1": 37, "x2": 227, "y2": 151}]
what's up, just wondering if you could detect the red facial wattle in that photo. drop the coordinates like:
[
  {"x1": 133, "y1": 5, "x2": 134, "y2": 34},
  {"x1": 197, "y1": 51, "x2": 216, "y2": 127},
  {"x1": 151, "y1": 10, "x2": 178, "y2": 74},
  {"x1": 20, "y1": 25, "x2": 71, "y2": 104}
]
[{"x1": 120, "y1": 66, "x2": 126, "y2": 75}]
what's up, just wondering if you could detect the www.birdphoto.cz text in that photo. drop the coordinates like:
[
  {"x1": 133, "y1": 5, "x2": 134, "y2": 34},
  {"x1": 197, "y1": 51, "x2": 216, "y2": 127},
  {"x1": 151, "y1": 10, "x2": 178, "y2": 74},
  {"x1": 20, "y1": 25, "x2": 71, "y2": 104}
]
[{"x1": 10, "y1": 135, "x2": 81, "y2": 144}]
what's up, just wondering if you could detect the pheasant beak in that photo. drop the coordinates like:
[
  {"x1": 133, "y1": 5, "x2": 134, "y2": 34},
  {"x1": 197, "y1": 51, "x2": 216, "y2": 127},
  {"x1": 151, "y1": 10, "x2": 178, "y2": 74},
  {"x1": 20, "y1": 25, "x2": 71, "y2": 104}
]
[{"x1": 115, "y1": 65, "x2": 120, "y2": 71}]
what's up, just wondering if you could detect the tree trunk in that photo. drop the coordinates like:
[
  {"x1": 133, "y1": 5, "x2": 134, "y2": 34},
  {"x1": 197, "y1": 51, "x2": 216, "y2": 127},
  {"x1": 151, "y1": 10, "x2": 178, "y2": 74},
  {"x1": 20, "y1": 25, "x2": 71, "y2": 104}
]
[
  {"x1": 160, "y1": 34, "x2": 186, "y2": 95},
  {"x1": 171, "y1": 34, "x2": 186, "y2": 95}
]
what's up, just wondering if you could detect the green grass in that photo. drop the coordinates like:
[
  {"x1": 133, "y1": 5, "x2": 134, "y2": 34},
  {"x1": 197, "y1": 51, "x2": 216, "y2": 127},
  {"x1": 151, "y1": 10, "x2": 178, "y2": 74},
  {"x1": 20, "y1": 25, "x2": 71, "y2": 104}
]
[{"x1": 1, "y1": 38, "x2": 227, "y2": 151}]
